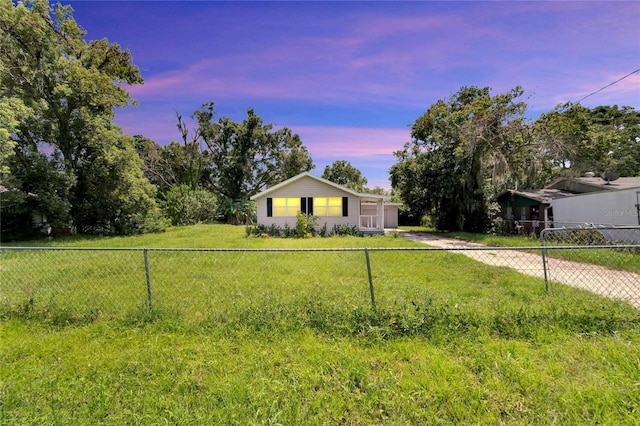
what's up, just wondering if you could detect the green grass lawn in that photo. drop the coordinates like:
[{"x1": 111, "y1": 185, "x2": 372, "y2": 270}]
[{"x1": 1, "y1": 225, "x2": 639, "y2": 424}]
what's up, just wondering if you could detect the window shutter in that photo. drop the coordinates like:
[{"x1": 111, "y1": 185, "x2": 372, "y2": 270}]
[
  {"x1": 342, "y1": 197, "x2": 348, "y2": 217},
  {"x1": 307, "y1": 197, "x2": 314, "y2": 216},
  {"x1": 267, "y1": 198, "x2": 273, "y2": 217},
  {"x1": 300, "y1": 197, "x2": 307, "y2": 214}
]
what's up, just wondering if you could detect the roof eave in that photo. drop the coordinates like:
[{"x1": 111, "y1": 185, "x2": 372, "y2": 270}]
[{"x1": 250, "y1": 172, "x2": 387, "y2": 201}]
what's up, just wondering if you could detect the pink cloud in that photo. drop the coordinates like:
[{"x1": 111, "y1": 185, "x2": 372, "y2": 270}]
[
  {"x1": 125, "y1": 12, "x2": 474, "y2": 108},
  {"x1": 291, "y1": 125, "x2": 410, "y2": 159}
]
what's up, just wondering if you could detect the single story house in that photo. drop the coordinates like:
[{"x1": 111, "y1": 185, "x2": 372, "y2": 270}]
[
  {"x1": 495, "y1": 188, "x2": 573, "y2": 234},
  {"x1": 496, "y1": 176, "x2": 640, "y2": 233},
  {"x1": 552, "y1": 185, "x2": 640, "y2": 228},
  {"x1": 250, "y1": 172, "x2": 398, "y2": 234},
  {"x1": 548, "y1": 176, "x2": 640, "y2": 228}
]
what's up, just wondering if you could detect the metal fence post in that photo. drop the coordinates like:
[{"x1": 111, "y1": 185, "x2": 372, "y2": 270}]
[
  {"x1": 540, "y1": 230, "x2": 549, "y2": 292},
  {"x1": 144, "y1": 249, "x2": 153, "y2": 310},
  {"x1": 365, "y1": 248, "x2": 376, "y2": 310}
]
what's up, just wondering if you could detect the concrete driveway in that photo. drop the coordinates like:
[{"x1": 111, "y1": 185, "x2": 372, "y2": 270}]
[{"x1": 401, "y1": 231, "x2": 640, "y2": 308}]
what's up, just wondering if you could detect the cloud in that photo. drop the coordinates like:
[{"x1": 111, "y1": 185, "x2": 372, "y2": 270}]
[
  {"x1": 293, "y1": 126, "x2": 410, "y2": 158},
  {"x1": 293, "y1": 125, "x2": 411, "y2": 190}
]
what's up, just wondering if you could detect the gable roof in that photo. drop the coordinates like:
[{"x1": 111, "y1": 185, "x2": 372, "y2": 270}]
[{"x1": 250, "y1": 172, "x2": 389, "y2": 202}]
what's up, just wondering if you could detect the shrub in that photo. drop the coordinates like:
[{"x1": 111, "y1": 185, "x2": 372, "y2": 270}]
[
  {"x1": 120, "y1": 209, "x2": 169, "y2": 234},
  {"x1": 247, "y1": 218, "x2": 366, "y2": 238},
  {"x1": 163, "y1": 185, "x2": 218, "y2": 226},
  {"x1": 217, "y1": 197, "x2": 256, "y2": 225},
  {"x1": 295, "y1": 212, "x2": 316, "y2": 238},
  {"x1": 332, "y1": 224, "x2": 362, "y2": 236}
]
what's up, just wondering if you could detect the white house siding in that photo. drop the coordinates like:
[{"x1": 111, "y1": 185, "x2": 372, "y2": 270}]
[
  {"x1": 254, "y1": 176, "x2": 360, "y2": 230},
  {"x1": 384, "y1": 204, "x2": 399, "y2": 228},
  {"x1": 553, "y1": 187, "x2": 640, "y2": 227}
]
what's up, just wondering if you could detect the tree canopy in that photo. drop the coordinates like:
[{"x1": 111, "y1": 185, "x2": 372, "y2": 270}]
[
  {"x1": 391, "y1": 85, "x2": 639, "y2": 232},
  {"x1": 534, "y1": 103, "x2": 640, "y2": 177},
  {"x1": 322, "y1": 160, "x2": 368, "y2": 192},
  {"x1": 192, "y1": 103, "x2": 314, "y2": 201},
  {"x1": 145, "y1": 103, "x2": 315, "y2": 223},
  {"x1": 391, "y1": 86, "x2": 529, "y2": 232},
  {"x1": 1, "y1": 0, "x2": 159, "y2": 237}
]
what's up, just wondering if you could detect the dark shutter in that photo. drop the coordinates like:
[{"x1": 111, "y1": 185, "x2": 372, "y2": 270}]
[
  {"x1": 300, "y1": 197, "x2": 307, "y2": 214},
  {"x1": 307, "y1": 197, "x2": 314, "y2": 216},
  {"x1": 342, "y1": 197, "x2": 348, "y2": 217},
  {"x1": 267, "y1": 198, "x2": 273, "y2": 217}
]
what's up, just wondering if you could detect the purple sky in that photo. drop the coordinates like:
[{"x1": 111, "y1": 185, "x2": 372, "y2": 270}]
[{"x1": 66, "y1": 1, "x2": 640, "y2": 189}]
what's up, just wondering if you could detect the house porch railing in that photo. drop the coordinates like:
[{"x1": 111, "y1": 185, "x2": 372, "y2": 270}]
[
  {"x1": 360, "y1": 215, "x2": 382, "y2": 230},
  {"x1": 503, "y1": 219, "x2": 551, "y2": 236}
]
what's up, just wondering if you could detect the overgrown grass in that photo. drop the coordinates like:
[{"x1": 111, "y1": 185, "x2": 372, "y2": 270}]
[{"x1": 1, "y1": 224, "x2": 639, "y2": 424}]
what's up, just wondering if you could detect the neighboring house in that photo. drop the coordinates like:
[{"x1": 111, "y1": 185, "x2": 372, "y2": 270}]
[
  {"x1": 250, "y1": 172, "x2": 397, "y2": 234},
  {"x1": 548, "y1": 176, "x2": 640, "y2": 228},
  {"x1": 552, "y1": 186, "x2": 640, "y2": 228},
  {"x1": 495, "y1": 188, "x2": 572, "y2": 234},
  {"x1": 496, "y1": 176, "x2": 640, "y2": 233}
]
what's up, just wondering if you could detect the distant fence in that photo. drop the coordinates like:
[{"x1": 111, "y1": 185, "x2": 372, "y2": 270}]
[{"x1": 1, "y1": 235, "x2": 638, "y2": 322}]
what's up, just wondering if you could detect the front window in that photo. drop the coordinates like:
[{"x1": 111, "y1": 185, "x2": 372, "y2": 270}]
[
  {"x1": 314, "y1": 197, "x2": 342, "y2": 216},
  {"x1": 273, "y1": 197, "x2": 300, "y2": 217}
]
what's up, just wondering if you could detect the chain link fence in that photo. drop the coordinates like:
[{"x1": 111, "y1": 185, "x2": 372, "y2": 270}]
[
  {"x1": 1, "y1": 233, "x2": 638, "y2": 323},
  {"x1": 540, "y1": 226, "x2": 640, "y2": 306}
]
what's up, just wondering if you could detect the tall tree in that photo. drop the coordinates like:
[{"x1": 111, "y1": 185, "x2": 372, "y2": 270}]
[
  {"x1": 534, "y1": 103, "x2": 601, "y2": 175},
  {"x1": 592, "y1": 105, "x2": 640, "y2": 177},
  {"x1": 175, "y1": 113, "x2": 212, "y2": 190},
  {"x1": 1, "y1": 0, "x2": 159, "y2": 236},
  {"x1": 0, "y1": 97, "x2": 29, "y2": 176},
  {"x1": 322, "y1": 160, "x2": 368, "y2": 192},
  {"x1": 134, "y1": 135, "x2": 177, "y2": 195},
  {"x1": 391, "y1": 86, "x2": 529, "y2": 232},
  {"x1": 276, "y1": 127, "x2": 314, "y2": 181},
  {"x1": 534, "y1": 103, "x2": 640, "y2": 178},
  {"x1": 190, "y1": 102, "x2": 314, "y2": 200}
]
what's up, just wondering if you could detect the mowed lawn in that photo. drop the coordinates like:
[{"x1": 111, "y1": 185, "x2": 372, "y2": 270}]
[{"x1": 1, "y1": 225, "x2": 639, "y2": 424}]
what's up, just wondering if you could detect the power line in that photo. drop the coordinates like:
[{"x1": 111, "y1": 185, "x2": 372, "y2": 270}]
[{"x1": 575, "y1": 68, "x2": 640, "y2": 104}]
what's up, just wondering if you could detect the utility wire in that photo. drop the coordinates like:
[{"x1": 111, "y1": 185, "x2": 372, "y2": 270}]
[{"x1": 575, "y1": 68, "x2": 640, "y2": 104}]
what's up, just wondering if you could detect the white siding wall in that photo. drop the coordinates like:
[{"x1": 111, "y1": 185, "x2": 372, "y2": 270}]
[
  {"x1": 255, "y1": 176, "x2": 359, "y2": 230},
  {"x1": 553, "y1": 188, "x2": 640, "y2": 227},
  {"x1": 384, "y1": 205, "x2": 398, "y2": 228}
]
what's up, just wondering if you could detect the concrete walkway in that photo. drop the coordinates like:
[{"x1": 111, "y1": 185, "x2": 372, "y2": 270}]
[{"x1": 401, "y1": 231, "x2": 640, "y2": 308}]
